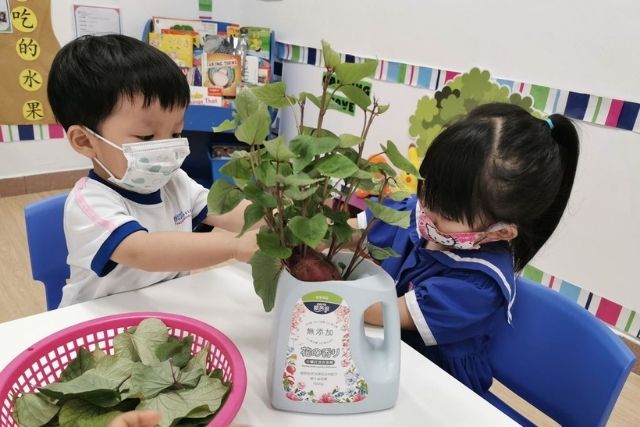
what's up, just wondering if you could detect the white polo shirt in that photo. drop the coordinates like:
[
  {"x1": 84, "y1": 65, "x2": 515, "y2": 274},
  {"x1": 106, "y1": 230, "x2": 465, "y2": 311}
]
[{"x1": 60, "y1": 169, "x2": 208, "y2": 306}]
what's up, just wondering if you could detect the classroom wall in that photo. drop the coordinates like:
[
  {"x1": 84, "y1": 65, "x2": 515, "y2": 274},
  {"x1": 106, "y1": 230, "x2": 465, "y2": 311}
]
[
  {"x1": 2, "y1": 0, "x2": 639, "y2": 313},
  {"x1": 212, "y1": 0, "x2": 640, "y2": 312},
  {"x1": 0, "y1": 0, "x2": 212, "y2": 179}
]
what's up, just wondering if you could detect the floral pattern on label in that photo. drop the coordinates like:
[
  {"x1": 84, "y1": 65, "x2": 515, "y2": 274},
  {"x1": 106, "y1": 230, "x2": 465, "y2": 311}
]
[{"x1": 282, "y1": 292, "x2": 368, "y2": 403}]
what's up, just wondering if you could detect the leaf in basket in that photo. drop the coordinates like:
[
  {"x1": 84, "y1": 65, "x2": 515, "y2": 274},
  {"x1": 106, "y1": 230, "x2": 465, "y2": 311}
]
[
  {"x1": 58, "y1": 399, "x2": 121, "y2": 427},
  {"x1": 13, "y1": 392, "x2": 59, "y2": 427},
  {"x1": 136, "y1": 376, "x2": 229, "y2": 427},
  {"x1": 39, "y1": 370, "x2": 122, "y2": 407},
  {"x1": 175, "y1": 414, "x2": 215, "y2": 427},
  {"x1": 59, "y1": 348, "x2": 96, "y2": 382},
  {"x1": 128, "y1": 361, "x2": 178, "y2": 399},
  {"x1": 95, "y1": 355, "x2": 137, "y2": 384},
  {"x1": 113, "y1": 329, "x2": 140, "y2": 362},
  {"x1": 131, "y1": 318, "x2": 170, "y2": 366},
  {"x1": 179, "y1": 344, "x2": 210, "y2": 388},
  {"x1": 155, "y1": 335, "x2": 193, "y2": 368},
  {"x1": 92, "y1": 348, "x2": 108, "y2": 362}
]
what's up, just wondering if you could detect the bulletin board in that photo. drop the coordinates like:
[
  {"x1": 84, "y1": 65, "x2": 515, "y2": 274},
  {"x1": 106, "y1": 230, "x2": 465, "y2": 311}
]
[{"x1": 0, "y1": 0, "x2": 60, "y2": 125}]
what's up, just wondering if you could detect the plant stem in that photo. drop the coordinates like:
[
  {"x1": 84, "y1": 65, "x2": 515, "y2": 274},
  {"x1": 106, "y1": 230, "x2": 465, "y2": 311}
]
[
  {"x1": 275, "y1": 161, "x2": 287, "y2": 249},
  {"x1": 315, "y1": 73, "x2": 331, "y2": 134},
  {"x1": 298, "y1": 99, "x2": 306, "y2": 135},
  {"x1": 343, "y1": 218, "x2": 376, "y2": 279}
]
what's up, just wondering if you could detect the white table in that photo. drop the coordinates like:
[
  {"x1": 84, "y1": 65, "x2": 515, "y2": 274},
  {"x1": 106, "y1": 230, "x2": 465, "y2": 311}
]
[{"x1": 0, "y1": 263, "x2": 515, "y2": 426}]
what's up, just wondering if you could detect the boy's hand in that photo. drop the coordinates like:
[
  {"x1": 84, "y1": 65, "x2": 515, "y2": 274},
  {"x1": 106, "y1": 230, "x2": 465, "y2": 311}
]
[{"x1": 232, "y1": 228, "x2": 259, "y2": 262}]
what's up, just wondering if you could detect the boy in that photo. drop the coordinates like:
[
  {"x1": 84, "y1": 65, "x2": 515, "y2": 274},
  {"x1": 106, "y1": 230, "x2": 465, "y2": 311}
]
[{"x1": 47, "y1": 34, "x2": 257, "y2": 306}]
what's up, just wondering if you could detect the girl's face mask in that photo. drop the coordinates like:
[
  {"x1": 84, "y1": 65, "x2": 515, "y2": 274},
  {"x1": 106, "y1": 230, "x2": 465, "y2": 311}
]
[
  {"x1": 86, "y1": 127, "x2": 190, "y2": 194},
  {"x1": 417, "y1": 203, "x2": 510, "y2": 250}
]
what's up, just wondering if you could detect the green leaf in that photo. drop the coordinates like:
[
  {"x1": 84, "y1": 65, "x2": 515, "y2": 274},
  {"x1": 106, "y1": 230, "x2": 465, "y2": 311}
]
[
  {"x1": 113, "y1": 329, "x2": 139, "y2": 362},
  {"x1": 365, "y1": 199, "x2": 411, "y2": 229},
  {"x1": 377, "y1": 104, "x2": 390, "y2": 114},
  {"x1": 338, "y1": 133, "x2": 363, "y2": 148},
  {"x1": 128, "y1": 361, "x2": 177, "y2": 399},
  {"x1": 316, "y1": 154, "x2": 359, "y2": 178},
  {"x1": 264, "y1": 136, "x2": 295, "y2": 161},
  {"x1": 234, "y1": 89, "x2": 260, "y2": 121},
  {"x1": 131, "y1": 318, "x2": 170, "y2": 366},
  {"x1": 338, "y1": 85, "x2": 371, "y2": 110},
  {"x1": 299, "y1": 92, "x2": 340, "y2": 111},
  {"x1": 155, "y1": 335, "x2": 193, "y2": 368},
  {"x1": 287, "y1": 214, "x2": 328, "y2": 248},
  {"x1": 300, "y1": 126, "x2": 338, "y2": 138},
  {"x1": 136, "y1": 376, "x2": 229, "y2": 427},
  {"x1": 321, "y1": 40, "x2": 341, "y2": 69},
  {"x1": 92, "y1": 348, "x2": 108, "y2": 362},
  {"x1": 58, "y1": 399, "x2": 121, "y2": 427},
  {"x1": 235, "y1": 103, "x2": 271, "y2": 145},
  {"x1": 334, "y1": 60, "x2": 377, "y2": 85},
  {"x1": 388, "y1": 190, "x2": 414, "y2": 202},
  {"x1": 243, "y1": 181, "x2": 277, "y2": 209},
  {"x1": 179, "y1": 344, "x2": 210, "y2": 388},
  {"x1": 367, "y1": 161, "x2": 397, "y2": 177},
  {"x1": 39, "y1": 371, "x2": 122, "y2": 407},
  {"x1": 94, "y1": 355, "x2": 136, "y2": 384},
  {"x1": 13, "y1": 393, "x2": 59, "y2": 427},
  {"x1": 278, "y1": 173, "x2": 323, "y2": 187},
  {"x1": 219, "y1": 157, "x2": 253, "y2": 181},
  {"x1": 207, "y1": 180, "x2": 244, "y2": 215},
  {"x1": 238, "y1": 203, "x2": 265, "y2": 236},
  {"x1": 383, "y1": 140, "x2": 420, "y2": 176},
  {"x1": 290, "y1": 135, "x2": 339, "y2": 157},
  {"x1": 249, "y1": 250, "x2": 282, "y2": 312},
  {"x1": 284, "y1": 186, "x2": 319, "y2": 201},
  {"x1": 255, "y1": 161, "x2": 277, "y2": 186},
  {"x1": 352, "y1": 169, "x2": 375, "y2": 180},
  {"x1": 367, "y1": 243, "x2": 400, "y2": 260},
  {"x1": 331, "y1": 222, "x2": 354, "y2": 244},
  {"x1": 257, "y1": 230, "x2": 292, "y2": 259},
  {"x1": 59, "y1": 348, "x2": 95, "y2": 382},
  {"x1": 213, "y1": 119, "x2": 237, "y2": 133},
  {"x1": 250, "y1": 82, "x2": 296, "y2": 109}
]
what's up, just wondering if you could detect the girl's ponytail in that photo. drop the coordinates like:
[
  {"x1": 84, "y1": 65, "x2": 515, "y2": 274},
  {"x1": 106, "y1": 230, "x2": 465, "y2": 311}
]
[{"x1": 510, "y1": 114, "x2": 580, "y2": 271}]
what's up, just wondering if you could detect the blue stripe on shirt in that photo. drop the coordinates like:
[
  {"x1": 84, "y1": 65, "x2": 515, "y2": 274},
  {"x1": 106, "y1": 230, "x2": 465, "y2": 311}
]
[
  {"x1": 91, "y1": 220, "x2": 147, "y2": 277},
  {"x1": 192, "y1": 205, "x2": 208, "y2": 229}
]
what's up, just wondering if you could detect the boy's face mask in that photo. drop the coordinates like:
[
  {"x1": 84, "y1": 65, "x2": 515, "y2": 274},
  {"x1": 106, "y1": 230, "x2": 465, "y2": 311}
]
[
  {"x1": 85, "y1": 127, "x2": 190, "y2": 194},
  {"x1": 417, "y1": 203, "x2": 509, "y2": 250}
]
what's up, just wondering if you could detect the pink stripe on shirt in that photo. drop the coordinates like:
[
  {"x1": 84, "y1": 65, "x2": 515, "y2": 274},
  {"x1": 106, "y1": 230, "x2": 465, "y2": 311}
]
[{"x1": 74, "y1": 177, "x2": 118, "y2": 232}]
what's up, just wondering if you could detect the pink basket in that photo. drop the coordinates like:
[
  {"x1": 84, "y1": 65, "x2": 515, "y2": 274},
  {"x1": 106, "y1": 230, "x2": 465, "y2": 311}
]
[{"x1": 0, "y1": 312, "x2": 247, "y2": 427}]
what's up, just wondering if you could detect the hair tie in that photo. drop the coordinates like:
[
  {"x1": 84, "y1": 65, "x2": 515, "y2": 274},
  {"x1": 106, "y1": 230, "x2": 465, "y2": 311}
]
[{"x1": 544, "y1": 117, "x2": 554, "y2": 129}]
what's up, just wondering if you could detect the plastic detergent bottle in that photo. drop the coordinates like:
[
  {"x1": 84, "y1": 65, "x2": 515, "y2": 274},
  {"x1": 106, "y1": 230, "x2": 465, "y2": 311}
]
[{"x1": 267, "y1": 253, "x2": 401, "y2": 414}]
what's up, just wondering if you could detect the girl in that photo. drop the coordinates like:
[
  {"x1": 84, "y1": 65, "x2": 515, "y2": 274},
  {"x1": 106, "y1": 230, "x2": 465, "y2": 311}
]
[{"x1": 363, "y1": 103, "x2": 580, "y2": 395}]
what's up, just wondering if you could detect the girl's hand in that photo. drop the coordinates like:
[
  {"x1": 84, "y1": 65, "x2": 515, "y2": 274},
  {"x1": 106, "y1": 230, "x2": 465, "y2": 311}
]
[{"x1": 108, "y1": 410, "x2": 160, "y2": 427}]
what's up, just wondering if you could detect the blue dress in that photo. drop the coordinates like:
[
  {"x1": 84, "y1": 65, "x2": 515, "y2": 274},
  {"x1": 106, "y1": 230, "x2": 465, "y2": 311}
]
[{"x1": 366, "y1": 196, "x2": 516, "y2": 395}]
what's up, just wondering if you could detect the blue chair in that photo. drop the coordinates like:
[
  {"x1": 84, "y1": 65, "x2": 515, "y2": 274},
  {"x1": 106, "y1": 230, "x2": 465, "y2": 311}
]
[
  {"x1": 24, "y1": 192, "x2": 70, "y2": 310},
  {"x1": 486, "y1": 277, "x2": 635, "y2": 427}
]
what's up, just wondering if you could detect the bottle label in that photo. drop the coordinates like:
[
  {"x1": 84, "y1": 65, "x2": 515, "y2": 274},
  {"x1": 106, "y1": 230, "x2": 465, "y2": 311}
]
[{"x1": 282, "y1": 291, "x2": 368, "y2": 403}]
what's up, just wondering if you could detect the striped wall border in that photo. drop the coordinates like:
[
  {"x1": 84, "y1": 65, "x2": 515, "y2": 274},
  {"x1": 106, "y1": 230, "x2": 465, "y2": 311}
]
[
  {"x1": 276, "y1": 41, "x2": 640, "y2": 134},
  {"x1": 0, "y1": 124, "x2": 65, "y2": 143},
  {"x1": 522, "y1": 265, "x2": 639, "y2": 340}
]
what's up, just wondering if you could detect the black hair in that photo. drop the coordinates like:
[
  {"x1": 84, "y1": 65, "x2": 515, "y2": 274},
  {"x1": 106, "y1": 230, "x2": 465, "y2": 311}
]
[
  {"x1": 417, "y1": 103, "x2": 580, "y2": 272},
  {"x1": 47, "y1": 34, "x2": 190, "y2": 132}
]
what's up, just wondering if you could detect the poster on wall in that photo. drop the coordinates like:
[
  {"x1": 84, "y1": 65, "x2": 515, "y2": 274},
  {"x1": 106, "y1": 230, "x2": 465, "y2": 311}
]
[
  {"x1": 0, "y1": 0, "x2": 12, "y2": 33},
  {"x1": 0, "y1": 0, "x2": 61, "y2": 125},
  {"x1": 73, "y1": 4, "x2": 121, "y2": 37}
]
